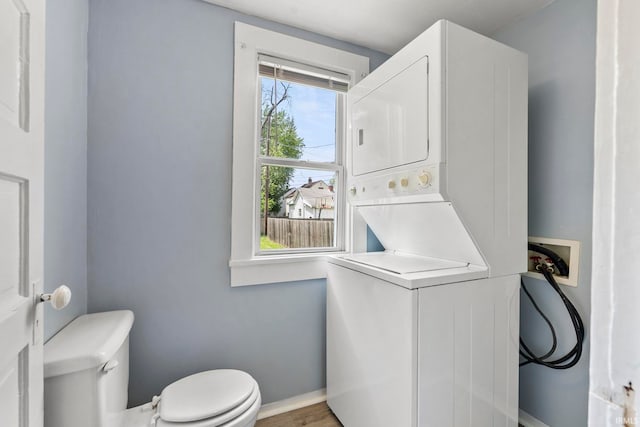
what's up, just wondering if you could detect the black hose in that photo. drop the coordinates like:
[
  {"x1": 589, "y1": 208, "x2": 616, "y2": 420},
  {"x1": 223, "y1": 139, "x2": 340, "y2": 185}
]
[
  {"x1": 519, "y1": 247, "x2": 585, "y2": 369},
  {"x1": 520, "y1": 281, "x2": 558, "y2": 361}
]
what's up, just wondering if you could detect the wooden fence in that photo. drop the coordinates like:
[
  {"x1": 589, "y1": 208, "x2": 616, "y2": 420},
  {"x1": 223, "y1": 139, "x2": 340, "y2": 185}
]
[{"x1": 263, "y1": 218, "x2": 334, "y2": 248}]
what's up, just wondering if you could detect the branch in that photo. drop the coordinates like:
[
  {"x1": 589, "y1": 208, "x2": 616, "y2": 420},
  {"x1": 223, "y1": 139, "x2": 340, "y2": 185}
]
[{"x1": 261, "y1": 82, "x2": 291, "y2": 131}]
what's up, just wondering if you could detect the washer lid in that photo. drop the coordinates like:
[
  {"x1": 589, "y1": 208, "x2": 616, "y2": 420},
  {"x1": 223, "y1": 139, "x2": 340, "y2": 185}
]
[
  {"x1": 160, "y1": 370, "x2": 256, "y2": 423},
  {"x1": 356, "y1": 202, "x2": 486, "y2": 267},
  {"x1": 343, "y1": 252, "x2": 467, "y2": 274}
]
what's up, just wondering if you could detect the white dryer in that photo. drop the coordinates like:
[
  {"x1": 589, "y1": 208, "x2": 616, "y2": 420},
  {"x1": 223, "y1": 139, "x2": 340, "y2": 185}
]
[{"x1": 326, "y1": 20, "x2": 527, "y2": 427}]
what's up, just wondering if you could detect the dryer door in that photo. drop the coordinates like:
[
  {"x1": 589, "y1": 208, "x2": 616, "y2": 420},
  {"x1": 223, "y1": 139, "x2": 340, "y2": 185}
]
[{"x1": 351, "y1": 56, "x2": 429, "y2": 176}]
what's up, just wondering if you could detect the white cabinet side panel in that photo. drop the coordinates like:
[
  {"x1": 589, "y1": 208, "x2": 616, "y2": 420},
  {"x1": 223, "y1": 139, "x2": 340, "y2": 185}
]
[
  {"x1": 444, "y1": 22, "x2": 528, "y2": 277},
  {"x1": 327, "y1": 263, "x2": 417, "y2": 427},
  {"x1": 418, "y1": 276, "x2": 519, "y2": 426}
]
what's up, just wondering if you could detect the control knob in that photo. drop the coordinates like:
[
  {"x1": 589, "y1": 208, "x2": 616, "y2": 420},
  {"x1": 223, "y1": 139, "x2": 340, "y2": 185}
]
[{"x1": 418, "y1": 172, "x2": 432, "y2": 186}]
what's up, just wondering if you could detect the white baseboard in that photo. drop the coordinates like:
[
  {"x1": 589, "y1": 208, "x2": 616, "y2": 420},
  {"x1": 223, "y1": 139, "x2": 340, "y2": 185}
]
[
  {"x1": 519, "y1": 409, "x2": 550, "y2": 427},
  {"x1": 257, "y1": 388, "x2": 327, "y2": 420}
]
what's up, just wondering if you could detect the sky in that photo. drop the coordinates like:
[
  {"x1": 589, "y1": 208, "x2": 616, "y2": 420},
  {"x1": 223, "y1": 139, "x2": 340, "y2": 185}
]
[{"x1": 261, "y1": 77, "x2": 338, "y2": 189}]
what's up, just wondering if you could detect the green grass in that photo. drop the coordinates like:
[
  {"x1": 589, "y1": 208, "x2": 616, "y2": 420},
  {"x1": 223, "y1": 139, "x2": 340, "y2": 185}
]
[{"x1": 260, "y1": 235, "x2": 286, "y2": 249}]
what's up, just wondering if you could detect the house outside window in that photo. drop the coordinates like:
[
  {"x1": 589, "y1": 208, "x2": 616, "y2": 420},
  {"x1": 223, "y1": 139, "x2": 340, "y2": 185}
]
[
  {"x1": 285, "y1": 178, "x2": 335, "y2": 220},
  {"x1": 230, "y1": 23, "x2": 369, "y2": 286}
]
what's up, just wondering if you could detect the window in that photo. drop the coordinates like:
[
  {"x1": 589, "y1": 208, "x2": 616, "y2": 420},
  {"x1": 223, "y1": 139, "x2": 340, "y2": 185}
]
[
  {"x1": 230, "y1": 23, "x2": 369, "y2": 286},
  {"x1": 258, "y1": 56, "x2": 345, "y2": 252}
]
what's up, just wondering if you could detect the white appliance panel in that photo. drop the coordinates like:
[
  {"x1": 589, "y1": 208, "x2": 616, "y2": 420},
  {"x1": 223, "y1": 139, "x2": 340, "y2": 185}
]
[
  {"x1": 351, "y1": 56, "x2": 429, "y2": 176},
  {"x1": 327, "y1": 263, "x2": 417, "y2": 427},
  {"x1": 417, "y1": 276, "x2": 520, "y2": 426},
  {"x1": 442, "y1": 23, "x2": 528, "y2": 278},
  {"x1": 357, "y1": 202, "x2": 486, "y2": 267},
  {"x1": 347, "y1": 164, "x2": 443, "y2": 206}
]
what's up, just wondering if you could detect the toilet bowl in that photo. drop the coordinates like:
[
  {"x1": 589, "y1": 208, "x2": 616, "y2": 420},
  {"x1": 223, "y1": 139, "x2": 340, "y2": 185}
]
[
  {"x1": 124, "y1": 370, "x2": 262, "y2": 427},
  {"x1": 44, "y1": 311, "x2": 260, "y2": 427}
]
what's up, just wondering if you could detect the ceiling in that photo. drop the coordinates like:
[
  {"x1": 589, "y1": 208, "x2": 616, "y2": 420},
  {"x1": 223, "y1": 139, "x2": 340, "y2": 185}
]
[{"x1": 203, "y1": 0, "x2": 554, "y2": 54}]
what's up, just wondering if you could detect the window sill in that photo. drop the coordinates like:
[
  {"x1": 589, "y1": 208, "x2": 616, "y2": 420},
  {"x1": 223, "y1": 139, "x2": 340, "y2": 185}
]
[{"x1": 229, "y1": 253, "x2": 345, "y2": 286}]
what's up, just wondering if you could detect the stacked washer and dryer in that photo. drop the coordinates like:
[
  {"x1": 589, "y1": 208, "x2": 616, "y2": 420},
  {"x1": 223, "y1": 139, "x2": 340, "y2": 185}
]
[{"x1": 327, "y1": 20, "x2": 528, "y2": 427}]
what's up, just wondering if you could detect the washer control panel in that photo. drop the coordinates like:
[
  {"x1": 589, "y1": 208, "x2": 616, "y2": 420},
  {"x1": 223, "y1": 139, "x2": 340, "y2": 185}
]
[{"x1": 348, "y1": 165, "x2": 441, "y2": 204}]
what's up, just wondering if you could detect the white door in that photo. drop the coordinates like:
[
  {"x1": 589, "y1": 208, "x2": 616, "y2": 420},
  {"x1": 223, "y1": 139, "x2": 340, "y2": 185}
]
[
  {"x1": 590, "y1": 1, "x2": 640, "y2": 425},
  {"x1": 0, "y1": 0, "x2": 46, "y2": 425}
]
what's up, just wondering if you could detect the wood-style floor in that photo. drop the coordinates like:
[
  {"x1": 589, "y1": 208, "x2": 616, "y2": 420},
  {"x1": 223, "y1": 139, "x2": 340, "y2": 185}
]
[
  {"x1": 256, "y1": 402, "x2": 342, "y2": 427},
  {"x1": 256, "y1": 402, "x2": 525, "y2": 427}
]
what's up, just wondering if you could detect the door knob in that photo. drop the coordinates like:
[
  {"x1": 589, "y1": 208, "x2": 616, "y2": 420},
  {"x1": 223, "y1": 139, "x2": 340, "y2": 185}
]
[{"x1": 39, "y1": 285, "x2": 72, "y2": 310}]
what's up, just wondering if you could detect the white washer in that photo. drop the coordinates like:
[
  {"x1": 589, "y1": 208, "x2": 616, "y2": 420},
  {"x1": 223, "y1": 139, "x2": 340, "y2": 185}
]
[
  {"x1": 327, "y1": 20, "x2": 527, "y2": 427},
  {"x1": 327, "y1": 256, "x2": 520, "y2": 427}
]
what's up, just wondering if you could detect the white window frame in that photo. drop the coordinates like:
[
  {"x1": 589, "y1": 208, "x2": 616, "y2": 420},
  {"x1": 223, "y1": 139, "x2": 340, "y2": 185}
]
[{"x1": 230, "y1": 22, "x2": 369, "y2": 286}]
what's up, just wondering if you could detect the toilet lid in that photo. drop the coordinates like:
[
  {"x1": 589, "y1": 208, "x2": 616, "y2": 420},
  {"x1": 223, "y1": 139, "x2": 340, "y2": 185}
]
[
  {"x1": 156, "y1": 384, "x2": 260, "y2": 427},
  {"x1": 159, "y1": 370, "x2": 256, "y2": 423}
]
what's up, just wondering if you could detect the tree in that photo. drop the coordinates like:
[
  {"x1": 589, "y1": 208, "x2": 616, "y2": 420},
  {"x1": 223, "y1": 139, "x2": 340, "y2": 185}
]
[{"x1": 260, "y1": 81, "x2": 305, "y2": 228}]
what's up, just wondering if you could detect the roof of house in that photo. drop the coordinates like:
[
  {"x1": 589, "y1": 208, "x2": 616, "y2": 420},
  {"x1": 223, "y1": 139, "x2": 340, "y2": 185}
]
[
  {"x1": 301, "y1": 179, "x2": 325, "y2": 189},
  {"x1": 284, "y1": 180, "x2": 334, "y2": 208}
]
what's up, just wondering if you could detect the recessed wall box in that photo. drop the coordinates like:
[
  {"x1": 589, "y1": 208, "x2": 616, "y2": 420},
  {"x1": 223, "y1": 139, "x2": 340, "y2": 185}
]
[{"x1": 524, "y1": 236, "x2": 580, "y2": 287}]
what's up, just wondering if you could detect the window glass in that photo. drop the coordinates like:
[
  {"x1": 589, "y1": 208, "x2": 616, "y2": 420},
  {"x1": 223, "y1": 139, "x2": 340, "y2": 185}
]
[
  {"x1": 257, "y1": 63, "x2": 342, "y2": 253},
  {"x1": 259, "y1": 165, "x2": 337, "y2": 250},
  {"x1": 260, "y1": 77, "x2": 337, "y2": 163}
]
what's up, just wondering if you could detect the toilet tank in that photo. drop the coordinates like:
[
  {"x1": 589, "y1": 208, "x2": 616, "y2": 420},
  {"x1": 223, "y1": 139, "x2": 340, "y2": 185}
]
[{"x1": 44, "y1": 310, "x2": 134, "y2": 427}]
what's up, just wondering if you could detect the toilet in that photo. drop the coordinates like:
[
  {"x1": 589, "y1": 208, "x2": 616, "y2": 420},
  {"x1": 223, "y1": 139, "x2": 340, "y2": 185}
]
[{"x1": 43, "y1": 310, "x2": 261, "y2": 427}]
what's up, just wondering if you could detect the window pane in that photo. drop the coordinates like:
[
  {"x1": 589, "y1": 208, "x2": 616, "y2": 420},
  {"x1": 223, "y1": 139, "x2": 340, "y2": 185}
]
[
  {"x1": 259, "y1": 165, "x2": 337, "y2": 250},
  {"x1": 260, "y1": 77, "x2": 337, "y2": 163}
]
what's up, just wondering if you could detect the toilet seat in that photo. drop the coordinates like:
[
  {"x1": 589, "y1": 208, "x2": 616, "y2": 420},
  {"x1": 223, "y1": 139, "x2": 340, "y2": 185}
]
[
  {"x1": 153, "y1": 370, "x2": 260, "y2": 427},
  {"x1": 155, "y1": 386, "x2": 260, "y2": 427}
]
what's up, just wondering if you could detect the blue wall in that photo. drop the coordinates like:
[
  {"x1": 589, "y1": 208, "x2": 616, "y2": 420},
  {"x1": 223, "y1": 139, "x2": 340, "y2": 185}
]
[
  {"x1": 87, "y1": 0, "x2": 388, "y2": 405},
  {"x1": 44, "y1": 0, "x2": 88, "y2": 341},
  {"x1": 493, "y1": 0, "x2": 596, "y2": 425}
]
